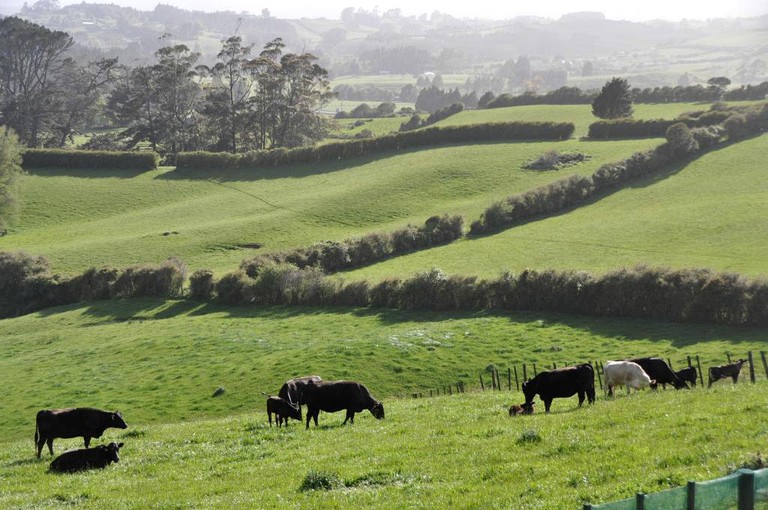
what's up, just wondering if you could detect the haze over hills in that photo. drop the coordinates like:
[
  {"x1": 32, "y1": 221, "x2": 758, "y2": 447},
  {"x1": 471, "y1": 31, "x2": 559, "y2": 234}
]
[{"x1": 6, "y1": 2, "x2": 768, "y2": 91}]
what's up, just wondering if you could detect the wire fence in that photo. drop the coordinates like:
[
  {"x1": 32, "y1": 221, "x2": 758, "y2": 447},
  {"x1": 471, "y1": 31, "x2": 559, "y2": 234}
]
[{"x1": 584, "y1": 467, "x2": 768, "y2": 509}]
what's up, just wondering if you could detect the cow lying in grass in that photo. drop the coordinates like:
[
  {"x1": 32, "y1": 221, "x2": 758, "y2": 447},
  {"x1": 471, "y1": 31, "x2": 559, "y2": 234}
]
[
  {"x1": 49, "y1": 442, "x2": 124, "y2": 473},
  {"x1": 708, "y1": 359, "x2": 748, "y2": 388},
  {"x1": 509, "y1": 401, "x2": 535, "y2": 416},
  {"x1": 266, "y1": 396, "x2": 302, "y2": 427}
]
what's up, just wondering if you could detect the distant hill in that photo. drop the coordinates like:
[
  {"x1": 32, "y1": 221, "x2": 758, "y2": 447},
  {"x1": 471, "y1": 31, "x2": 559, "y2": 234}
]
[{"x1": 10, "y1": 3, "x2": 768, "y2": 91}]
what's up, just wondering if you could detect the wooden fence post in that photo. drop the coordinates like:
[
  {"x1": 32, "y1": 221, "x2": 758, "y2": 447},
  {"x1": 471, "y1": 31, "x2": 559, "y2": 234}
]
[
  {"x1": 533, "y1": 363, "x2": 538, "y2": 376},
  {"x1": 513, "y1": 366, "x2": 519, "y2": 391},
  {"x1": 696, "y1": 355, "x2": 704, "y2": 386},
  {"x1": 507, "y1": 367, "x2": 511, "y2": 391},
  {"x1": 495, "y1": 368, "x2": 501, "y2": 391},
  {"x1": 761, "y1": 351, "x2": 768, "y2": 380},
  {"x1": 737, "y1": 469, "x2": 755, "y2": 510},
  {"x1": 687, "y1": 355, "x2": 692, "y2": 368},
  {"x1": 479, "y1": 373, "x2": 484, "y2": 391},
  {"x1": 552, "y1": 362, "x2": 557, "y2": 369},
  {"x1": 667, "y1": 358, "x2": 673, "y2": 369},
  {"x1": 595, "y1": 361, "x2": 603, "y2": 390},
  {"x1": 747, "y1": 351, "x2": 755, "y2": 383},
  {"x1": 636, "y1": 492, "x2": 645, "y2": 510},
  {"x1": 686, "y1": 481, "x2": 696, "y2": 510},
  {"x1": 522, "y1": 364, "x2": 528, "y2": 382},
  {"x1": 727, "y1": 353, "x2": 732, "y2": 364}
]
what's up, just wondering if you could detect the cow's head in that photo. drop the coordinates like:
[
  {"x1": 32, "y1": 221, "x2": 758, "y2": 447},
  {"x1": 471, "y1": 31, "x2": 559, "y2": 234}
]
[
  {"x1": 371, "y1": 401, "x2": 385, "y2": 420},
  {"x1": 287, "y1": 402, "x2": 302, "y2": 421},
  {"x1": 521, "y1": 401, "x2": 535, "y2": 414},
  {"x1": 103, "y1": 442, "x2": 124, "y2": 464},
  {"x1": 112, "y1": 411, "x2": 128, "y2": 429},
  {"x1": 521, "y1": 379, "x2": 537, "y2": 404}
]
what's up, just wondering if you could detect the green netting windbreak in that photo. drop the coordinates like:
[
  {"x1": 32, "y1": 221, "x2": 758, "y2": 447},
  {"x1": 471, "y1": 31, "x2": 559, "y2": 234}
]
[
  {"x1": 644, "y1": 485, "x2": 688, "y2": 510},
  {"x1": 755, "y1": 468, "x2": 768, "y2": 509},
  {"x1": 589, "y1": 496, "x2": 636, "y2": 510},
  {"x1": 693, "y1": 472, "x2": 739, "y2": 510}
]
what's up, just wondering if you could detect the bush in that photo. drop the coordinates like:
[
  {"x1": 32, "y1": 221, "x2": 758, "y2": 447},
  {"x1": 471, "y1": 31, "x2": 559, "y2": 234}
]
[
  {"x1": 110, "y1": 258, "x2": 187, "y2": 299},
  {"x1": 665, "y1": 122, "x2": 699, "y2": 159},
  {"x1": 723, "y1": 114, "x2": 749, "y2": 140},
  {"x1": 215, "y1": 271, "x2": 249, "y2": 304},
  {"x1": 63, "y1": 266, "x2": 119, "y2": 302},
  {"x1": 21, "y1": 149, "x2": 159, "y2": 171},
  {"x1": 189, "y1": 269, "x2": 215, "y2": 300}
]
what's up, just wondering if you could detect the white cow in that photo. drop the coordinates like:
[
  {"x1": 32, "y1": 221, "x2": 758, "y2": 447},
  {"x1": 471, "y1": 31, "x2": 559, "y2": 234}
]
[{"x1": 604, "y1": 361, "x2": 655, "y2": 397}]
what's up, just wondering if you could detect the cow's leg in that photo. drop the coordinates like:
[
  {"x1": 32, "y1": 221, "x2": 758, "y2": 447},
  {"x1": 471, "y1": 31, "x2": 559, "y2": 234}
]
[
  {"x1": 342, "y1": 410, "x2": 354, "y2": 425},
  {"x1": 36, "y1": 435, "x2": 46, "y2": 458},
  {"x1": 83, "y1": 436, "x2": 91, "y2": 448},
  {"x1": 587, "y1": 386, "x2": 596, "y2": 404},
  {"x1": 577, "y1": 390, "x2": 585, "y2": 407},
  {"x1": 46, "y1": 438, "x2": 54, "y2": 456},
  {"x1": 544, "y1": 399, "x2": 552, "y2": 413},
  {"x1": 268, "y1": 411, "x2": 273, "y2": 426}
]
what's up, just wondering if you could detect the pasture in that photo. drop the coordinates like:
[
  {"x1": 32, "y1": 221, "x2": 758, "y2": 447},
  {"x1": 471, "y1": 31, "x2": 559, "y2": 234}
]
[
  {"x1": 346, "y1": 133, "x2": 768, "y2": 281},
  {"x1": 2, "y1": 135, "x2": 659, "y2": 276}
]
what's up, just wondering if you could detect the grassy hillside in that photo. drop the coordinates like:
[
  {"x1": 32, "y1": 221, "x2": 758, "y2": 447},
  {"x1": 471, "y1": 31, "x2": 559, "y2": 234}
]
[
  {"x1": 1, "y1": 298, "x2": 766, "y2": 442},
  {"x1": 2, "y1": 299, "x2": 766, "y2": 508},
  {"x1": 345, "y1": 133, "x2": 768, "y2": 281},
  {"x1": 1, "y1": 137, "x2": 658, "y2": 276}
]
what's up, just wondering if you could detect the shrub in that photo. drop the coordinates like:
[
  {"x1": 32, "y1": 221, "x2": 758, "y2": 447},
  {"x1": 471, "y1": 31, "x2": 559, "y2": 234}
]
[
  {"x1": 63, "y1": 266, "x2": 119, "y2": 302},
  {"x1": 369, "y1": 278, "x2": 402, "y2": 308},
  {"x1": 215, "y1": 271, "x2": 249, "y2": 304},
  {"x1": 664, "y1": 122, "x2": 699, "y2": 159},
  {"x1": 110, "y1": 258, "x2": 187, "y2": 299},
  {"x1": 299, "y1": 471, "x2": 342, "y2": 492},
  {"x1": 189, "y1": 269, "x2": 215, "y2": 300},
  {"x1": 723, "y1": 113, "x2": 748, "y2": 140}
]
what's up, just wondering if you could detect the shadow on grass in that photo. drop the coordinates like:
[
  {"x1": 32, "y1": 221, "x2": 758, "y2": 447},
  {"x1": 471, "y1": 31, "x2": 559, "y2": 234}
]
[
  {"x1": 23, "y1": 167, "x2": 150, "y2": 179},
  {"x1": 33, "y1": 294, "x2": 765, "y2": 351}
]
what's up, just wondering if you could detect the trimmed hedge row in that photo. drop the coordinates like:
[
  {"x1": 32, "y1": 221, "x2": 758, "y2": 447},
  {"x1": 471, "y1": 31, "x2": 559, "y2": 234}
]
[
  {"x1": 22, "y1": 149, "x2": 160, "y2": 171},
  {"x1": 0, "y1": 251, "x2": 185, "y2": 318},
  {"x1": 240, "y1": 214, "x2": 464, "y2": 276},
  {"x1": 176, "y1": 121, "x2": 575, "y2": 170},
  {"x1": 587, "y1": 103, "x2": 766, "y2": 140},
  {"x1": 210, "y1": 264, "x2": 768, "y2": 326},
  {"x1": 472, "y1": 104, "x2": 768, "y2": 235}
]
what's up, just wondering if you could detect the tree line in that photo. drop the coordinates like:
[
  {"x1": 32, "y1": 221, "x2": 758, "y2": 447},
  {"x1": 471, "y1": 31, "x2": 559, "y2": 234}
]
[{"x1": 0, "y1": 17, "x2": 333, "y2": 157}]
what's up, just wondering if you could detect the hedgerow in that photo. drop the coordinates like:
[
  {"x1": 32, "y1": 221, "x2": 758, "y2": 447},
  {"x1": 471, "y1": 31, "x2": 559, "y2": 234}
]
[
  {"x1": 175, "y1": 122, "x2": 575, "y2": 170},
  {"x1": 21, "y1": 149, "x2": 159, "y2": 171}
]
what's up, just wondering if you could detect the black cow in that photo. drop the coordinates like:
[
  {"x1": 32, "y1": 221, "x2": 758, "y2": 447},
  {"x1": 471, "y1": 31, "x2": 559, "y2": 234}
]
[
  {"x1": 522, "y1": 364, "x2": 595, "y2": 413},
  {"x1": 708, "y1": 359, "x2": 748, "y2": 388},
  {"x1": 629, "y1": 358, "x2": 688, "y2": 390},
  {"x1": 35, "y1": 408, "x2": 128, "y2": 458},
  {"x1": 49, "y1": 442, "x2": 124, "y2": 473},
  {"x1": 302, "y1": 380, "x2": 384, "y2": 429},
  {"x1": 266, "y1": 395, "x2": 302, "y2": 427},
  {"x1": 675, "y1": 366, "x2": 698, "y2": 388},
  {"x1": 278, "y1": 375, "x2": 323, "y2": 406}
]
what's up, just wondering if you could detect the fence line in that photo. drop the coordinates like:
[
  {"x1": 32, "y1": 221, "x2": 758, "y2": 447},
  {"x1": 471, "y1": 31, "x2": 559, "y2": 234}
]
[
  {"x1": 410, "y1": 351, "x2": 767, "y2": 399},
  {"x1": 583, "y1": 467, "x2": 768, "y2": 510}
]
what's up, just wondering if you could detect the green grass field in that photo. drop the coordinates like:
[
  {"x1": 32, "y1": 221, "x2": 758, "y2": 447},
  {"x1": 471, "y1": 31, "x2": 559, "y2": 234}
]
[
  {"x1": 3, "y1": 103, "x2": 768, "y2": 509},
  {"x1": 1, "y1": 134, "x2": 660, "y2": 276},
  {"x1": 345, "y1": 133, "x2": 768, "y2": 281},
  {"x1": 1, "y1": 298, "x2": 766, "y2": 509}
]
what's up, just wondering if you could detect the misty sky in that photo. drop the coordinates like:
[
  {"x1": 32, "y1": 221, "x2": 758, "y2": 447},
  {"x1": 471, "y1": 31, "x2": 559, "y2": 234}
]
[{"x1": 3, "y1": 0, "x2": 767, "y2": 20}]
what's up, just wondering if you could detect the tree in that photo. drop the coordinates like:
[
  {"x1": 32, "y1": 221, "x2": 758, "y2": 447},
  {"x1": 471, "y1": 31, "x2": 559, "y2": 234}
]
[
  {"x1": 665, "y1": 122, "x2": 698, "y2": 158},
  {"x1": 249, "y1": 38, "x2": 334, "y2": 149},
  {"x1": 0, "y1": 127, "x2": 22, "y2": 230},
  {"x1": 592, "y1": 77, "x2": 634, "y2": 119},
  {"x1": 0, "y1": 17, "x2": 73, "y2": 146},
  {"x1": 707, "y1": 76, "x2": 731, "y2": 99},
  {"x1": 108, "y1": 42, "x2": 201, "y2": 153},
  {"x1": 199, "y1": 35, "x2": 256, "y2": 153}
]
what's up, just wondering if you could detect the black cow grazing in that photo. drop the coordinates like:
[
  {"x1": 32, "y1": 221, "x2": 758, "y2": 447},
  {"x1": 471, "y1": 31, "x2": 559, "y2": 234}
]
[
  {"x1": 629, "y1": 358, "x2": 688, "y2": 390},
  {"x1": 708, "y1": 359, "x2": 748, "y2": 388},
  {"x1": 278, "y1": 375, "x2": 323, "y2": 407},
  {"x1": 266, "y1": 396, "x2": 302, "y2": 427},
  {"x1": 509, "y1": 401, "x2": 535, "y2": 416},
  {"x1": 50, "y1": 442, "x2": 124, "y2": 473},
  {"x1": 675, "y1": 366, "x2": 698, "y2": 388},
  {"x1": 522, "y1": 364, "x2": 595, "y2": 413},
  {"x1": 35, "y1": 408, "x2": 128, "y2": 458},
  {"x1": 302, "y1": 380, "x2": 384, "y2": 429}
]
